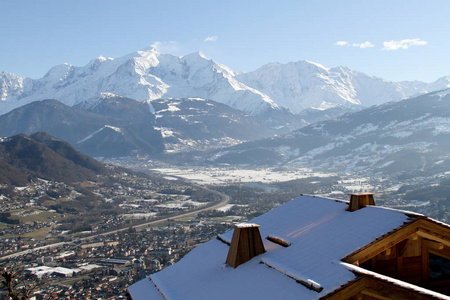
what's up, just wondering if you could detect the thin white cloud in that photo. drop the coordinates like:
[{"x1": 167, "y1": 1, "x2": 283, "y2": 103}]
[
  {"x1": 382, "y1": 38, "x2": 428, "y2": 50},
  {"x1": 335, "y1": 40, "x2": 374, "y2": 49},
  {"x1": 335, "y1": 41, "x2": 349, "y2": 46},
  {"x1": 151, "y1": 41, "x2": 180, "y2": 54},
  {"x1": 204, "y1": 36, "x2": 218, "y2": 42},
  {"x1": 150, "y1": 37, "x2": 219, "y2": 56},
  {"x1": 352, "y1": 41, "x2": 375, "y2": 49}
]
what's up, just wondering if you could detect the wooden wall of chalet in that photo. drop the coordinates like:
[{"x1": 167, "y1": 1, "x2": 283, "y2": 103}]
[
  {"x1": 360, "y1": 236, "x2": 424, "y2": 286},
  {"x1": 348, "y1": 218, "x2": 450, "y2": 296}
]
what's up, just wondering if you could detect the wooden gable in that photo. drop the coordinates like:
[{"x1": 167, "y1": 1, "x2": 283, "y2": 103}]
[
  {"x1": 342, "y1": 217, "x2": 450, "y2": 296},
  {"x1": 322, "y1": 275, "x2": 443, "y2": 300}
]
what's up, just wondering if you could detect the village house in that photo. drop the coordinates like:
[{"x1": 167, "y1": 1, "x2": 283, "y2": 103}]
[{"x1": 128, "y1": 194, "x2": 450, "y2": 299}]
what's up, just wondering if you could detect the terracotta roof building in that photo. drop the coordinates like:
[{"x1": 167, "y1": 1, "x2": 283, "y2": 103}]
[{"x1": 128, "y1": 194, "x2": 450, "y2": 299}]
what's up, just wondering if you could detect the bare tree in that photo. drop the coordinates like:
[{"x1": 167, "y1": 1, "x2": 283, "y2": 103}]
[{"x1": 0, "y1": 265, "x2": 40, "y2": 300}]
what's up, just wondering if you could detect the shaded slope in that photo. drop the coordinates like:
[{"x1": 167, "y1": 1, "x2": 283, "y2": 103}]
[
  {"x1": 0, "y1": 97, "x2": 164, "y2": 158},
  {"x1": 0, "y1": 133, "x2": 108, "y2": 184}
]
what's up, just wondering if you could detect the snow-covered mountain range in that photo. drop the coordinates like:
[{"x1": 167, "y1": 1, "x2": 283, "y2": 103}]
[
  {"x1": 206, "y1": 89, "x2": 450, "y2": 180},
  {"x1": 0, "y1": 48, "x2": 279, "y2": 117},
  {"x1": 1, "y1": 46, "x2": 449, "y2": 118},
  {"x1": 236, "y1": 62, "x2": 450, "y2": 113}
]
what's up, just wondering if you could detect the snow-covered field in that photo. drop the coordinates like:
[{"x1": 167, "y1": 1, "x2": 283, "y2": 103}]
[
  {"x1": 151, "y1": 167, "x2": 335, "y2": 185},
  {"x1": 215, "y1": 204, "x2": 248, "y2": 212},
  {"x1": 156, "y1": 199, "x2": 205, "y2": 209},
  {"x1": 149, "y1": 166, "x2": 389, "y2": 201},
  {"x1": 122, "y1": 212, "x2": 157, "y2": 219}
]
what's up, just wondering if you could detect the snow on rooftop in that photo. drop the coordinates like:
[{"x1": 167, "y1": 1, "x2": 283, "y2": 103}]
[
  {"x1": 52, "y1": 267, "x2": 74, "y2": 275},
  {"x1": 128, "y1": 277, "x2": 164, "y2": 300},
  {"x1": 234, "y1": 223, "x2": 260, "y2": 228},
  {"x1": 26, "y1": 266, "x2": 53, "y2": 273},
  {"x1": 78, "y1": 264, "x2": 102, "y2": 271},
  {"x1": 129, "y1": 195, "x2": 414, "y2": 299}
]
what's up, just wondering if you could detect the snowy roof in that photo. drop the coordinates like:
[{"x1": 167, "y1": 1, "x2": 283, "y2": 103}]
[
  {"x1": 128, "y1": 195, "x2": 423, "y2": 299},
  {"x1": 25, "y1": 266, "x2": 53, "y2": 273},
  {"x1": 51, "y1": 267, "x2": 74, "y2": 275},
  {"x1": 128, "y1": 277, "x2": 164, "y2": 300},
  {"x1": 77, "y1": 264, "x2": 102, "y2": 271}
]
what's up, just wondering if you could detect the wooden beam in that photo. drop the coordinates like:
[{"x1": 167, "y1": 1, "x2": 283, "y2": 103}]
[
  {"x1": 343, "y1": 220, "x2": 420, "y2": 264},
  {"x1": 343, "y1": 218, "x2": 450, "y2": 265},
  {"x1": 428, "y1": 247, "x2": 450, "y2": 261},
  {"x1": 422, "y1": 241, "x2": 429, "y2": 285},
  {"x1": 266, "y1": 235, "x2": 291, "y2": 247},
  {"x1": 361, "y1": 287, "x2": 403, "y2": 300},
  {"x1": 398, "y1": 239, "x2": 410, "y2": 257},
  {"x1": 396, "y1": 235, "x2": 421, "y2": 258},
  {"x1": 423, "y1": 240, "x2": 444, "y2": 251},
  {"x1": 417, "y1": 218, "x2": 450, "y2": 237},
  {"x1": 321, "y1": 277, "x2": 366, "y2": 300},
  {"x1": 417, "y1": 229, "x2": 450, "y2": 248}
]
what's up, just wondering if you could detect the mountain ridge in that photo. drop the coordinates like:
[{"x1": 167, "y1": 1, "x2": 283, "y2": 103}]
[
  {"x1": 0, "y1": 132, "x2": 109, "y2": 185},
  {"x1": 204, "y1": 89, "x2": 450, "y2": 181},
  {"x1": 0, "y1": 48, "x2": 280, "y2": 118},
  {"x1": 1, "y1": 47, "x2": 449, "y2": 118},
  {"x1": 0, "y1": 95, "x2": 289, "y2": 157},
  {"x1": 236, "y1": 61, "x2": 450, "y2": 113},
  {"x1": 0, "y1": 98, "x2": 165, "y2": 158}
]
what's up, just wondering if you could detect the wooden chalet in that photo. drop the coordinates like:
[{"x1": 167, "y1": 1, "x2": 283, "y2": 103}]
[{"x1": 128, "y1": 194, "x2": 450, "y2": 300}]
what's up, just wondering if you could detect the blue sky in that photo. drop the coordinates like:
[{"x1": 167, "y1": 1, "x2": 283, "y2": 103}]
[{"x1": 1, "y1": 0, "x2": 449, "y2": 82}]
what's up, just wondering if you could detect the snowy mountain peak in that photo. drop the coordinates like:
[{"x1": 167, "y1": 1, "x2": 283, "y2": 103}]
[
  {"x1": 181, "y1": 51, "x2": 213, "y2": 68},
  {"x1": 0, "y1": 48, "x2": 280, "y2": 116},
  {"x1": 136, "y1": 47, "x2": 160, "y2": 61},
  {"x1": 182, "y1": 51, "x2": 208, "y2": 60},
  {"x1": 434, "y1": 76, "x2": 450, "y2": 87},
  {"x1": 0, "y1": 70, "x2": 19, "y2": 81},
  {"x1": 1, "y1": 70, "x2": 12, "y2": 77},
  {"x1": 138, "y1": 45, "x2": 160, "y2": 54},
  {"x1": 236, "y1": 60, "x2": 450, "y2": 113},
  {"x1": 43, "y1": 63, "x2": 73, "y2": 80},
  {"x1": 88, "y1": 55, "x2": 112, "y2": 65},
  {"x1": 331, "y1": 65, "x2": 351, "y2": 73},
  {"x1": 303, "y1": 60, "x2": 330, "y2": 72},
  {"x1": 1, "y1": 48, "x2": 450, "y2": 118},
  {"x1": 197, "y1": 51, "x2": 208, "y2": 59}
]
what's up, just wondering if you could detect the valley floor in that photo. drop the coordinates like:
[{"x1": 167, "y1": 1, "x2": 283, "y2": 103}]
[{"x1": 113, "y1": 158, "x2": 449, "y2": 224}]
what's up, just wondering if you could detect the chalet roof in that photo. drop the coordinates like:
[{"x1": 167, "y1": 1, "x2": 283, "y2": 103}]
[
  {"x1": 127, "y1": 195, "x2": 448, "y2": 299},
  {"x1": 128, "y1": 277, "x2": 164, "y2": 300}
]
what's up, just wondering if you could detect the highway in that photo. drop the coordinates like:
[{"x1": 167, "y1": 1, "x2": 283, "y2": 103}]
[{"x1": 0, "y1": 186, "x2": 230, "y2": 261}]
